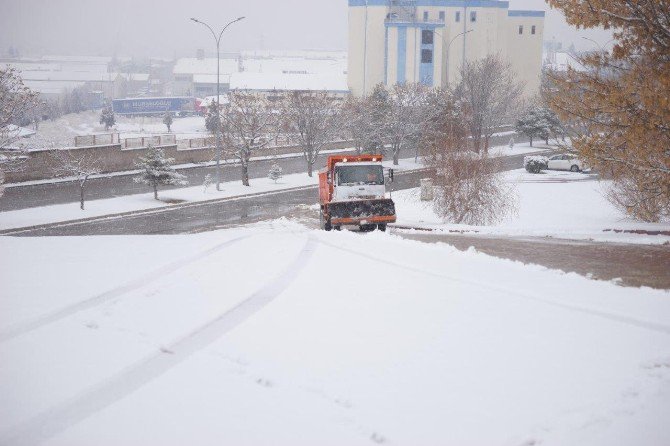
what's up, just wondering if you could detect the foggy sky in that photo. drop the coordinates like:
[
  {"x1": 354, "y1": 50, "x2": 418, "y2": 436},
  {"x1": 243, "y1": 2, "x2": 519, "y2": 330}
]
[{"x1": 0, "y1": 0, "x2": 612, "y2": 59}]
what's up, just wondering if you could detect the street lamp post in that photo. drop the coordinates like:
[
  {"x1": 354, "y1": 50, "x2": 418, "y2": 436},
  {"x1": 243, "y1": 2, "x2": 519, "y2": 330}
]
[
  {"x1": 191, "y1": 16, "x2": 245, "y2": 191},
  {"x1": 445, "y1": 29, "x2": 472, "y2": 87}
]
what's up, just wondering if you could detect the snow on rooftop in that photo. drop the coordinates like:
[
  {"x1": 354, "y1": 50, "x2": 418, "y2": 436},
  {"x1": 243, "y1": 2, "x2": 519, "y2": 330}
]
[
  {"x1": 173, "y1": 58, "x2": 239, "y2": 75},
  {"x1": 229, "y1": 72, "x2": 348, "y2": 93},
  {"x1": 116, "y1": 73, "x2": 150, "y2": 82},
  {"x1": 40, "y1": 55, "x2": 113, "y2": 63},
  {"x1": 22, "y1": 79, "x2": 87, "y2": 94},
  {"x1": 242, "y1": 58, "x2": 347, "y2": 75},
  {"x1": 241, "y1": 49, "x2": 347, "y2": 60},
  {"x1": 192, "y1": 74, "x2": 231, "y2": 85},
  {"x1": 18, "y1": 70, "x2": 116, "y2": 83},
  {"x1": 5, "y1": 124, "x2": 37, "y2": 138}
]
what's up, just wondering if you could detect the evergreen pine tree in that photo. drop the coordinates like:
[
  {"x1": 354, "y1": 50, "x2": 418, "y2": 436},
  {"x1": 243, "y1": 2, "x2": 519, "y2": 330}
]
[
  {"x1": 205, "y1": 102, "x2": 220, "y2": 134},
  {"x1": 163, "y1": 112, "x2": 174, "y2": 132},
  {"x1": 134, "y1": 145, "x2": 188, "y2": 200},
  {"x1": 99, "y1": 107, "x2": 115, "y2": 130},
  {"x1": 268, "y1": 163, "x2": 282, "y2": 183}
]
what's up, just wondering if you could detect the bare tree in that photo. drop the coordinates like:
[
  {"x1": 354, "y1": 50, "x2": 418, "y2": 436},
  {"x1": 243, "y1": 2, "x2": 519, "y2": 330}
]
[
  {"x1": 386, "y1": 82, "x2": 429, "y2": 165},
  {"x1": 420, "y1": 88, "x2": 471, "y2": 165},
  {"x1": 341, "y1": 84, "x2": 388, "y2": 155},
  {"x1": 455, "y1": 55, "x2": 524, "y2": 153},
  {"x1": 282, "y1": 91, "x2": 341, "y2": 177},
  {"x1": 50, "y1": 149, "x2": 102, "y2": 210},
  {"x1": 423, "y1": 89, "x2": 516, "y2": 225},
  {"x1": 1, "y1": 67, "x2": 38, "y2": 194},
  {"x1": 222, "y1": 91, "x2": 279, "y2": 186},
  {"x1": 433, "y1": 152, "x2": 516, "y2": 225}
]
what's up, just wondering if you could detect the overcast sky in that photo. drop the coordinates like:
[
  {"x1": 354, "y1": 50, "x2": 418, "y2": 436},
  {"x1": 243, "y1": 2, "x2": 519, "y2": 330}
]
[{"x1": 0, "y1": 0, "x2": 612, "y2": 59}]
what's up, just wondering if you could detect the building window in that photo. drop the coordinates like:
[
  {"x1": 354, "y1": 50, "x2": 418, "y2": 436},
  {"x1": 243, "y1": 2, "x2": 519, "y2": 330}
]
[
  {"x1": 423, "y1": 11, "x2": 428, "y2": 22},
  {"x1": 439, "y1": 11, "x2": 445, "y2": 22},
  {"x1": 455, "y1": 11, "x2": 460, "y2": 22},
  {"x1": 519, "y1": 25, "x2": 523, "y2": 35},
  {"x1": 422, "y1": 30, "x2": 434, "y2": 45},
  {"x1": 470, "y1": 11, "x2": 477, "y2": 22},
  {"x1": 421, "y1": 49, "x2": 433, "y2": 64},
  {"x1": 531, "y1": 25, "x2": 536, "y2": 35}
]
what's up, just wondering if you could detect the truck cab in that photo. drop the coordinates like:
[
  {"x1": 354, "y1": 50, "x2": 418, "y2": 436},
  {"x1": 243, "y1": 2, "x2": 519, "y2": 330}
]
[{"x1": 319, "y1": 155, "x2": 396, "y2": 231}]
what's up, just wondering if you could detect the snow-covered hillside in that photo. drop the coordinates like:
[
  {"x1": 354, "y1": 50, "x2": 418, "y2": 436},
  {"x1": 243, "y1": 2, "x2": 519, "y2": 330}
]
[{"x1": 1, "y1": 221, "x2": 669, "y2": 445}]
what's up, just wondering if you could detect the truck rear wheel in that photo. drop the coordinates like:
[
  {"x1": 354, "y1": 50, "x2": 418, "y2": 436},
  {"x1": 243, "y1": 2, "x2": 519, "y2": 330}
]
[{"x1": 377, "y1": 224, "x2": 387, "y2": 232}]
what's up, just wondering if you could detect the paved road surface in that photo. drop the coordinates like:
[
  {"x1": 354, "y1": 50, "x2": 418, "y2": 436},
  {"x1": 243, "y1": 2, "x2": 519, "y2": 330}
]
[
  {"x1": 6, "y1": 150, "x2": 540, "y2": 237},
  {"x1": 395, "y1": 232, "x2": 670, "y2": 289},
  {"x1": 7, "y1": 168, "x2": 427, "y2": 236},
  {"x1": 1, "y1": 133, "x2": 530, "y2": 212}
]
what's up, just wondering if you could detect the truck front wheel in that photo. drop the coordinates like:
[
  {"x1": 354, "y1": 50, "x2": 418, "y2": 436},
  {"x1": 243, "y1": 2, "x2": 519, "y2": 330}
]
[{"x1": 320, "y1": 210, "x2": 332, "y2": 231}]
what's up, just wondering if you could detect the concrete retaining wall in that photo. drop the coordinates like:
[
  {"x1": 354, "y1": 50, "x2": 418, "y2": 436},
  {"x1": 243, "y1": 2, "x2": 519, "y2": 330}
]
[{"x1": 3, "y1": 140, "x2": 354, "y2": 183}]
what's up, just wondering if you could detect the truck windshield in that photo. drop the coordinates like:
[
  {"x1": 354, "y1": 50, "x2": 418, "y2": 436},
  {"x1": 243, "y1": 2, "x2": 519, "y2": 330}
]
[{"x1": 336, "y1": 165, "x2": 384, "y2": 186}]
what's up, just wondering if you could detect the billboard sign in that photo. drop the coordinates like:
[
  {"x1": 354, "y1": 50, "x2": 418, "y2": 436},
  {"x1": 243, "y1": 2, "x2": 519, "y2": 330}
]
[{"x1": 112, "y1": 97, "x2": 195, "y2": 115}]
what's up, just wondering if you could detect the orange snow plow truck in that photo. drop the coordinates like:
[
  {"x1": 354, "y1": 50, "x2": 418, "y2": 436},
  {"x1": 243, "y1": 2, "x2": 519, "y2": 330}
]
[{"x1": 318, "y1": 154, "x2": 396, "y2": 231}]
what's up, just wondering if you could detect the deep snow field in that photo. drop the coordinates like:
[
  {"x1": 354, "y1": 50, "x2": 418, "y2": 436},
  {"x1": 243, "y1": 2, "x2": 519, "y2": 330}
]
[
  {"x1": 1, "y1": 220, "x2": 669, "y2": 446},
  {"x1": 394, "y1": 169, "x2": 670, "y2": 245},
  {"x1": 24, "y1": 111, "x2": 208, "y2": 148}
]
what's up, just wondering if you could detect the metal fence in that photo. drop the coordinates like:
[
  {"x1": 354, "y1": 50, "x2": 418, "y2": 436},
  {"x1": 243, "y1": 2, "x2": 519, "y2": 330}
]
[
  {"x1": 122, "y1": 134, "x2": 177, "y2": 149},
  {"x1": 74, "y1": 133, "x2": 120, "y2": 147},
  {"x1": 177, "y1": 137, "x2": 217, "y2": 150}
]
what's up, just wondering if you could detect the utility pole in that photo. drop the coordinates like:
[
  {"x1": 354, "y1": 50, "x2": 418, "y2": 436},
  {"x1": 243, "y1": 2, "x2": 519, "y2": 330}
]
[{"x1": 191, "y1": 16, "x2": 245, "y2": 191}]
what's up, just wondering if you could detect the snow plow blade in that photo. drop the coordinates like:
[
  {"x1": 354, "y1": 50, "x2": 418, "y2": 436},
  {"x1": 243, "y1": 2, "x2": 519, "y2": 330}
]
[{"x1": 328, "y1": 199, "x2": 396, "y2": 225}]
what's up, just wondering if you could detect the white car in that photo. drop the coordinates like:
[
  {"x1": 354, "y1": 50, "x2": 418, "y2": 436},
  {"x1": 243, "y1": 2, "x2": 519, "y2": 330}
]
[{"x1": 546, "y1": 153, "x2": 587, "y2": 172}]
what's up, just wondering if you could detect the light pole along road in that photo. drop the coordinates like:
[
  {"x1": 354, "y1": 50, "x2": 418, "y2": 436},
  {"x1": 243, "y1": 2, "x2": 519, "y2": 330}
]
[
  {"x1": 444, "y1": 29, "x2": 472, "y2": 87},
  {"x1": 190, "y1": 16, "x2": 245, "y2": 191}
]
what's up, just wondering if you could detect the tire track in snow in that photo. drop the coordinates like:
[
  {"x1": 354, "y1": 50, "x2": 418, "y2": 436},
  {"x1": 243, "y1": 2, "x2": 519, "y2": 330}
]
[
  {"x1": 318, "y1": 238, "x2": 670, "y2": 336},
  {"x1": 0, "y1": 236, "x2": 317, "y2": 446},
  {"x1": 0, "y1": 234, "x2": 251, "y2": 344}
]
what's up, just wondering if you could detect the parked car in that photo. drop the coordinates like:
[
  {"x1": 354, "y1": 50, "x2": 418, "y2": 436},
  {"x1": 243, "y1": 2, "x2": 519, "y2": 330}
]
[{"x1": 546, "y1": 153, "x2": 587, "y2": 172}]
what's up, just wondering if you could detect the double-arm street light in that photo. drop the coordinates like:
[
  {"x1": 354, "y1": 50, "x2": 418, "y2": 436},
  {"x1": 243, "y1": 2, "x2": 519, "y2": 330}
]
[{"x1": 191, "y1": 16, "x2": 245, "y2": 191}]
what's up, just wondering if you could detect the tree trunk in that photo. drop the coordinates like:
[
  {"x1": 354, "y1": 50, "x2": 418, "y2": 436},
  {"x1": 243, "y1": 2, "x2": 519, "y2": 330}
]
[
  {"x1": 545, "y1": 136, "x2": 549, "y2": 145},
  {"x1": 153, "y1": 183, "x2": 158, "y2": 200},
  {"x1": 307, "y1": 162, "x2": 313, "y2": 177},
  {"x1": 80, "y1": 186, "x2": 85, "y2": 210},
  {"x1": 529, "y1": 136, "x2": 533, "y2": 147},
  {"x1": 393, "y1": 145, "x2": 399, "y2": 165},
  {"x1": 242, "y1": 162, "x2": 250, "y2": 186},
  {"x1": 472, "y1": 135, "x2": 481, "y2": 153}
]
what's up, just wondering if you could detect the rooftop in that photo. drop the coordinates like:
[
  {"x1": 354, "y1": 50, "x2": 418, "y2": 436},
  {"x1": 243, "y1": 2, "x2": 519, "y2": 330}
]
[{"x1": 229, "y1": 72, "x2": 348, "y2": 93}]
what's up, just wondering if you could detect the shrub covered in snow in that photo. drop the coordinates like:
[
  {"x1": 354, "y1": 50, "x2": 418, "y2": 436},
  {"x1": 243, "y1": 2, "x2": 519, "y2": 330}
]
[
  {"x1": 524, "y1": 155, "x2": 548, "y2": 174},
  {"x1": 268, "y1": 163, "x2": 283, "y2": 183}
]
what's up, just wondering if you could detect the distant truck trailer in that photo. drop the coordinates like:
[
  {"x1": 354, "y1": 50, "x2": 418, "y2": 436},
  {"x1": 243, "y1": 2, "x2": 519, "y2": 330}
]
[{"x1": 112, "y1": 97, "x2": 196, "y2": 116}]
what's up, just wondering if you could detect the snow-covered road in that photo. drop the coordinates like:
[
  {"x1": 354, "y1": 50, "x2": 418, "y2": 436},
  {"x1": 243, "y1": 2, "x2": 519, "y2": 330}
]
[{"x1": 1, "y1": 221, "x2": 669, "y2": 445}]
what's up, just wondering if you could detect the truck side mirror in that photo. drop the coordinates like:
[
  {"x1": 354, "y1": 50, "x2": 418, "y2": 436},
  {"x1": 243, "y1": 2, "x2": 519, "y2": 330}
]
[
  {"x1": 388, "y1": 168, "x2": 394, "y2": 183},
  {"x1": 327, "y1": 171, "x2": 332, "y2": 184}
]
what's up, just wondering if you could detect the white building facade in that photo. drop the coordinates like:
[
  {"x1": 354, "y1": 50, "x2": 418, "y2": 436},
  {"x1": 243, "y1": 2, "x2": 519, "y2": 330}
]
[{"x1": 348, "y1": 0, "x2": 545, "y2": 96}]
